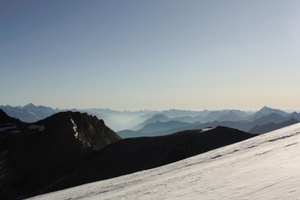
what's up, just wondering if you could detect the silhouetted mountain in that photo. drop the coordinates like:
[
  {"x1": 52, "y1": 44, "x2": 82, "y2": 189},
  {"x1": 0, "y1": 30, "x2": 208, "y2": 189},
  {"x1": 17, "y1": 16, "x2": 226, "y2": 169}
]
[
  {"x1": 161, "y1": 109, "x2": 204, "y2": 118},
  {"x1": 249, "y1": 118, "x2": 299, "y2": 134},
  {"x1": 23, "y1": 103, "x2": 58, "y2": 119},
  {"x1": 221, "y1": 110, "x2": 251, "y2": 121},
  {"x1": 251, "y1": 113, "x2": 290, "y2": 126},
  {"x1": 171, "y1": 115, "x2": 202, "y2": 123},
  {"x1": 0, "y1": 103, "x2": 57, "y2": 123},
  {"x1": 0, "y1": 109, "x2": 21, "y2": 124},
  {"x1": 0, "y1": 110, "x2": 120, "y2": 200},
  {"x1": 119, "y1": 111, "x2": 300, "y2": 138},
  {"x1": 251, "y1": 106, "x2": 289, "y2": 120},
  {"x1": 192, "y1": 120, "x2": 253, "y2": 133},
  {"x1": 0, "y1": 105, "x2": 40, "y2": 122},
  {"x1": 202, "y1": 110, "x2": 250, "y2": 122},
  {"x1": 141, "y1": 120, "x2": 195, "y2": 133},
  {"x1": 289, "y1": 112, "x2": 300, "y2": 121},
  {"x1": 119, "y1": 120, "x2": 201, "y2": 138},
  {"x1": 133, "y1": 113, "x2": 170, "y2": 130},
  {"x1": 38, "y1": 126, "x2": 256, "y2": 195}
]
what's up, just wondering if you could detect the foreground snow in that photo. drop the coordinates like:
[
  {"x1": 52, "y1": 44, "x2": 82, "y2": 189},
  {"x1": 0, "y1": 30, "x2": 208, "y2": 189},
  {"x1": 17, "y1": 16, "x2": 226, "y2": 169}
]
[{"x1": 30, "y1": 123, "x2": 300, "y2": 200}]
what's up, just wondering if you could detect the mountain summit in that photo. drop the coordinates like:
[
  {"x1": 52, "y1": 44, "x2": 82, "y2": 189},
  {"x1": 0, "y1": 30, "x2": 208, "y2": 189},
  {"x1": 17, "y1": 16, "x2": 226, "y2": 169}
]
[
  {"x1": 0, "y1": 110, "x2": 120, "y2": 199},
  {"x1": 252, "y1": 106, "x2": 289, "y2": 119}
]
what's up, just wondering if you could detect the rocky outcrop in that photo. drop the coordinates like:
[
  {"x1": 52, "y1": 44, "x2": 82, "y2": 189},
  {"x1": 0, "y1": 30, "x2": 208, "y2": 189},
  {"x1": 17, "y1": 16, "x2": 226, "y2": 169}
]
[{"x1": 0, "y1": 110, "x2": 120, "y2": 200}]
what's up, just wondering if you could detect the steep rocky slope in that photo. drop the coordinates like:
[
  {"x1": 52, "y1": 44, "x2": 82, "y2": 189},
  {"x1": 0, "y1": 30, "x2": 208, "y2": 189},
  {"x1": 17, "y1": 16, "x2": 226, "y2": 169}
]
[{"x1": 0, "y1": 110, "x2": 120, "y2": 199}]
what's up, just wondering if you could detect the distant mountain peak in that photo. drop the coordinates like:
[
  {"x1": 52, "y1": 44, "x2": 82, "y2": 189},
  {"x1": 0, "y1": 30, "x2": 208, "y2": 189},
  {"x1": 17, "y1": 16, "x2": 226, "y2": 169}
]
[
  {"x1": 258, "y1": 106, "x2": 288, "y2": 115},
  {"x1": 250, "y1": 106, "x2": 290, "y2": 121},
  {"x1": 259, "y1": 106, "x2": 286, "y2": 112},
  {"x1": 24, "y1": 103, "x2": 36, "y2": 108},
  {"x1": 259, "y1": 106, "x2": 275, "y2": 112}
]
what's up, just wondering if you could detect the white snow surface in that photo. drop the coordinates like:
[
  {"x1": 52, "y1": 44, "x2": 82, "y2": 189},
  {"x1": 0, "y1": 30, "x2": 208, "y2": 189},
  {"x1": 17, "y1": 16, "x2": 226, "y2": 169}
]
[{"x1": 30, "y1": 123, "x2": 300, "y2": 200}]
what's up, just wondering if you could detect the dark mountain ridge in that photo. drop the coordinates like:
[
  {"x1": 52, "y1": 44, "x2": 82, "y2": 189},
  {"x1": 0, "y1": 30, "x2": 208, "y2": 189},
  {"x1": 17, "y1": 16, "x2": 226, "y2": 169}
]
[
  {"x1": 40, "y1": 126, "x2": 257, "y2": 195},
  {"x1": 0, "y1": 110, "x2": 120, "y2": 200},
  {"x1": 133, "y1": 113, "x2": 170, "y2": 130}
]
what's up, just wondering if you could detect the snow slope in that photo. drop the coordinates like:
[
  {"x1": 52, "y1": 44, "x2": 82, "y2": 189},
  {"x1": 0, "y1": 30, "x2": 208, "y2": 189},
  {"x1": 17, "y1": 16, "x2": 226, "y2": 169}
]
[{"x1": 30, "y1": 123, "x2": 300, "y2": 200}]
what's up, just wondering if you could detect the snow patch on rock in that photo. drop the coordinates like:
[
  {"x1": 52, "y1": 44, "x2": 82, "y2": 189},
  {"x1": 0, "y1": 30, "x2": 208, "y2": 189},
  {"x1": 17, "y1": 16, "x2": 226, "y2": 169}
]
[
  {"x1": 199, "y1": 127, "x2": 215, "y2": 133},
  {"x1": 70, "y1": 119, "x2": 79, "y2": 139}
]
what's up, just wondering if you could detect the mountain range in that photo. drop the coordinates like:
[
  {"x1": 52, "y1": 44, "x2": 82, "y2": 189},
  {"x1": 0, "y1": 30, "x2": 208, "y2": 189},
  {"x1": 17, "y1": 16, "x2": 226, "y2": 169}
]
[
  {"x1": 0, "y1": 109, "x2": 256, "y2": 199},
  {"x1": 118, "y1": 110, "x2": 300, "y2": 138},
  {"x1": 1, "y1": 104, "x2": 300, "y2": 137}
]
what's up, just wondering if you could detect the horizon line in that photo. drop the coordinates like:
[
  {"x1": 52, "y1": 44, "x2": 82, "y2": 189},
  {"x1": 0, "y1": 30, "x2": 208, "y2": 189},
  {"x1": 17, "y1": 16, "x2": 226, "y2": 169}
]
[{"x1": 1, "y1": 103, "x2": 299, "y2": 113}]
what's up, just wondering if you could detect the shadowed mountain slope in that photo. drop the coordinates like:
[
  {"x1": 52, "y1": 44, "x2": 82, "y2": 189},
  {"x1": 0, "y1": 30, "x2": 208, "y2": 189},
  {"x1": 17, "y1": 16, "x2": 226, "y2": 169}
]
[
  {"x1": 0, "y1": 110, "x2": 120, "y2": 200},
  {"x1": 42, "y1": 126, "x2": 256, "y2": 195}
]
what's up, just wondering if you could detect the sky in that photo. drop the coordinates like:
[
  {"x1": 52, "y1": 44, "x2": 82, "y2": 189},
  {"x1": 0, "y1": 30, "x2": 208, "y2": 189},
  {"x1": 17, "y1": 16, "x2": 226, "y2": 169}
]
[{"x1": 1, "y1": 0, "x2": 300, "y2": 111}]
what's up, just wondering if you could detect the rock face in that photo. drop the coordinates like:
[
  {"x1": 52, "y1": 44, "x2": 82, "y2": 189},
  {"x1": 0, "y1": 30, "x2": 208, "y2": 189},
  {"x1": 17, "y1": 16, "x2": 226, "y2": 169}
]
[{"x1": 0, "y1": 110, "x2": 121, "y2": 200}]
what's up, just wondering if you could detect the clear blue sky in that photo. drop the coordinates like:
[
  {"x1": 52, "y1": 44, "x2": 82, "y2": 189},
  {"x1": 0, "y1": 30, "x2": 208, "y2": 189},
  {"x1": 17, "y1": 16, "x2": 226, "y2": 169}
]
[{"x1": 1, "y1": 0, "x2": 300, "y2": 110}]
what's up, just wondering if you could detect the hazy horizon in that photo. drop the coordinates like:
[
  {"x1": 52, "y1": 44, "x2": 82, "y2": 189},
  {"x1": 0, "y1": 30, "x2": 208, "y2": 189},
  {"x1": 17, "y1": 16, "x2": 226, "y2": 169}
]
[
  {"x1": 1, "y1": 1, "x2": 299, "y2": 111},
  {"x1": 2, "y1": 102, "x2": 300, "y2": 113}
]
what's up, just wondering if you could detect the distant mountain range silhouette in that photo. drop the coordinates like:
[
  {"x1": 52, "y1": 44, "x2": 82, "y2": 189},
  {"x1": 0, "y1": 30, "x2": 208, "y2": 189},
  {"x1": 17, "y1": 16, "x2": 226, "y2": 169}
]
[
  {"x1": 118, "y1": 111, "x2": 300, "y2": 138},
  {"x1": 1, "y1": 104, "x2": 299, "y2": 137}
]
